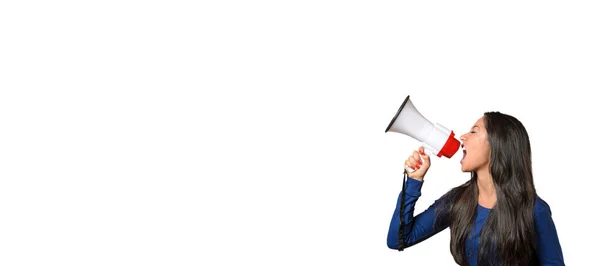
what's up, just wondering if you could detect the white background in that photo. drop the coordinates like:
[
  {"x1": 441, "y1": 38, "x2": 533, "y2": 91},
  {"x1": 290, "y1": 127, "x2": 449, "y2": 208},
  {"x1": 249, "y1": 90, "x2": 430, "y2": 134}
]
[{"x1": 1, "y1": 1, "x2": 598, "y2": 265}]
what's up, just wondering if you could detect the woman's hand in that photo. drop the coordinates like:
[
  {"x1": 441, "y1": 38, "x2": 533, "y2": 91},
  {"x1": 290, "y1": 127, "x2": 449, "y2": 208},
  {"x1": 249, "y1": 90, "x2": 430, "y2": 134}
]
[{"x1": 404, "y1": 146, "x2": 431, "y2": 181}]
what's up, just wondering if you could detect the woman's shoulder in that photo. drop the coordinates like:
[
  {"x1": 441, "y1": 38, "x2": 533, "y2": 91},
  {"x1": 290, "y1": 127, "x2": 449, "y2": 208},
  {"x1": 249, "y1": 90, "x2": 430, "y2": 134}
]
[{"x1": 533, "y1": 195, "x2": 553, "y2": 216}]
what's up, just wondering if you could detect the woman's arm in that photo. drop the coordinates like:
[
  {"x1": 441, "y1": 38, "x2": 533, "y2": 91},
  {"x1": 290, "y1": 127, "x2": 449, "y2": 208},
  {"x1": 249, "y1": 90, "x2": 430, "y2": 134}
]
[
  {"x1": 534, "y1": 198, "x2": 565, "y2": 265},
  {"x1": 387, "y1": 177, "x2": 450, "y2": 250}
]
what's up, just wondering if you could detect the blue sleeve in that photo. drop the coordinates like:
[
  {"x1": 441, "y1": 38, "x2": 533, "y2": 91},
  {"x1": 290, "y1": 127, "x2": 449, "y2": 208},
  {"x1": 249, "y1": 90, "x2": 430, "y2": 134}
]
[
  {"x1": 387, "y1": 177, "x2": 450, "y2": 250},
  {"x1": 534, "y1": 198, "x2": 565, "y2": 265}
]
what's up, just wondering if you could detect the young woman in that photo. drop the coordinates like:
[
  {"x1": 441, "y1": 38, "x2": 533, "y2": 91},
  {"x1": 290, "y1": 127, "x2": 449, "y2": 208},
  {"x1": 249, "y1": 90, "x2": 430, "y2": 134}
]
[{"x1": 386, "y1": 111, "x2": 565, "y2": 265}]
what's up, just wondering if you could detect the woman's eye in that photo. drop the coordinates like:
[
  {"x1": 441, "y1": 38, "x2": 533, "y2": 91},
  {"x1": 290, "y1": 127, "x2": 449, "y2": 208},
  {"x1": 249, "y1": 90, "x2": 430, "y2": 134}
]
[{"x1": 470, "y1": 131, "x2": 476, "y2": 134}]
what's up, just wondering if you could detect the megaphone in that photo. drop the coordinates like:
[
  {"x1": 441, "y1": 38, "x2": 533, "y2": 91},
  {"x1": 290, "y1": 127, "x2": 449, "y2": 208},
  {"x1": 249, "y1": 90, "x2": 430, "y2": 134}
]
[{"x1": 385, "y1": 95, "x2": 461, "y2": 171}]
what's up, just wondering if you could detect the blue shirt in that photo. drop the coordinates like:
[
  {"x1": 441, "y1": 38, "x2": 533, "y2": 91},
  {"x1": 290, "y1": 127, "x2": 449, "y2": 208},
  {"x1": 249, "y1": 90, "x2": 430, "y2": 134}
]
[{"x1": 387, "y1": 177, "x2": 565, "y2": 265}]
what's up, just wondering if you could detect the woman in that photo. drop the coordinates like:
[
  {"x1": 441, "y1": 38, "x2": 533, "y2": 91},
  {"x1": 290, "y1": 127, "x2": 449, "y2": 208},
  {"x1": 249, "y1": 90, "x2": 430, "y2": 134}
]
[{"x1": 386, "y1": 111, "x2": 564, "y2": 265}]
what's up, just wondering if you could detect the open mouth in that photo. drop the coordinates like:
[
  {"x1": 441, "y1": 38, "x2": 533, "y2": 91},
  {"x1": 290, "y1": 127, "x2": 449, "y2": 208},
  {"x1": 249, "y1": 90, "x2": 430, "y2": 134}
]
[{"x1": 461, "y1": 145, "x2": 467, "y2": 163}]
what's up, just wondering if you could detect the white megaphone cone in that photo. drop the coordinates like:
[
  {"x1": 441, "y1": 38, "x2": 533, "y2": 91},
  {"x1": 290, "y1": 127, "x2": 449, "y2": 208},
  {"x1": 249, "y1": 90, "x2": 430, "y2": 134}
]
[{"x1": 385, "y1": 95, "x2": 461, "y2": 172}]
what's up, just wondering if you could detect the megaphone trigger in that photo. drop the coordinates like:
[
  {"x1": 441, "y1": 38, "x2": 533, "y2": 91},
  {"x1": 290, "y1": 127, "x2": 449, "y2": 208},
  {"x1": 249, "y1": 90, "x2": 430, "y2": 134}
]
[
  {"x1": 421, "y1": 143, "x2": 436, "y2": 157},
  {"x1": 404, "y1": 145, "x2": 433, "y2": 174}
]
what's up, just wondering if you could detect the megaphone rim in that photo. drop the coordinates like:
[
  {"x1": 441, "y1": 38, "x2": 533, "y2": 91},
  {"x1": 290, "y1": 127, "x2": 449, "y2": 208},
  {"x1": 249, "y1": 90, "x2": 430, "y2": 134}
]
[{"x1": 385, "y1": 95, "x2": 411, "y2": 133}]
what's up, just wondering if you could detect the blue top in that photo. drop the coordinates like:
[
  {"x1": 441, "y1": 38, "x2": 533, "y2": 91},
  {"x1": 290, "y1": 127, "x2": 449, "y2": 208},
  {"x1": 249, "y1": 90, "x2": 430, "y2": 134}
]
[{"x1": 387, "y1": 177, "x2": 565, "y2": 266}]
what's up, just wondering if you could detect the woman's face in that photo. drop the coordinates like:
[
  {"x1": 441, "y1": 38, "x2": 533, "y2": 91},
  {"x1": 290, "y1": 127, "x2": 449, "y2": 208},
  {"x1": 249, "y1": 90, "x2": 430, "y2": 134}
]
[{"x1": 459, "y1": 116, "x2": 491, "y2": 173}]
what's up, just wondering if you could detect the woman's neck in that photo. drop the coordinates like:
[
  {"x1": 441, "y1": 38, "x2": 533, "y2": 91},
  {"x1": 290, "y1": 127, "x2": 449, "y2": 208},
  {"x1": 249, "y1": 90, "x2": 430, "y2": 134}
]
[{"x1": 476, "y1": 170, "x2": 497, "y2": 208}]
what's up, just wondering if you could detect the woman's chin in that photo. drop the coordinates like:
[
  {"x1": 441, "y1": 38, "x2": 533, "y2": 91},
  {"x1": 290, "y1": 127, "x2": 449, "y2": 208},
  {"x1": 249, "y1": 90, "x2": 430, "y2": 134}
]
[{"x1": 460, "y1": 163, "x2": 471, "y2": 172}]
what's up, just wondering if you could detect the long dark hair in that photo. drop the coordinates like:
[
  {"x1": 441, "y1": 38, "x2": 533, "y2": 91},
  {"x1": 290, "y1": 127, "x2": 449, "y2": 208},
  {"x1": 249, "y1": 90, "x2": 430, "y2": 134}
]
[{"x1": 436, "y1": 111, "x2": 538, "y2": 265}]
